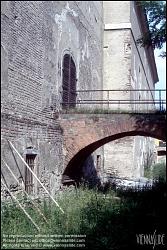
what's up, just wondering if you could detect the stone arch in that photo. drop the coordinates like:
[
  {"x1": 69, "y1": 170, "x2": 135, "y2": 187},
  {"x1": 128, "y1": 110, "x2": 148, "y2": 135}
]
[
  {"x1": 60, "y1": 112, "x2": 166, "y2": 184},
  {"x1": 62, "y1": 130, "x2": 166, "y2": 183}
]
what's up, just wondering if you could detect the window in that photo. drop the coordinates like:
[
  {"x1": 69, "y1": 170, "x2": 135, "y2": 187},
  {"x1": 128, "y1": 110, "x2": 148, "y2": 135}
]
[
  {"x1": 25, "y1": 154, "x2": 35, "y2": 194},
  {"x1": 159, "y1": 141, "x2": 166, "y2": 147},
  {"x1": 157, "y1": 150, "x2": 166, "y2": 156},
  {"x1": 96, "y1": 155, "x2": 101, "y2": 171},
  {"x1": 62, "y1": 54, "x2": 77, "y2": 109}
]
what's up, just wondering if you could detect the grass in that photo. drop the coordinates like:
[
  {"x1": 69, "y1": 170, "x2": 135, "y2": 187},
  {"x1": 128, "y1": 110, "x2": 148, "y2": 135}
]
[{"x1": 1, "y1": 182, "x2": 167, "y2": 249}]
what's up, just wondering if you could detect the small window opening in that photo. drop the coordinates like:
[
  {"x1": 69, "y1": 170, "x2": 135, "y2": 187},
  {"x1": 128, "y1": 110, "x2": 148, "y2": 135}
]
[
  {"x1": 159, "y1": 141, "x2": 166, "y2": 147},
  {"x1": 96, "y1": 155, "x2": 101, "y2": 171},
  {"x1": 157, "y1": 150, "x2": 166, "y2": 156}
]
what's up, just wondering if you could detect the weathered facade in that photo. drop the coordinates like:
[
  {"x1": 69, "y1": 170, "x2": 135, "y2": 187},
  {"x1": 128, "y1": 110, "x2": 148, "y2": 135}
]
[
  {"x1": 60, "y1": 113, "x2": 166, "y2": 183},
  {"x1": 1, "y1": 1, "x2": 104, "y2": 197},
  {"x1": 1, "y1": 1, "x2": 159, "y2": 198},
  {"x1": 101, "y1": 1, "x2": 158, "y2": 179}
]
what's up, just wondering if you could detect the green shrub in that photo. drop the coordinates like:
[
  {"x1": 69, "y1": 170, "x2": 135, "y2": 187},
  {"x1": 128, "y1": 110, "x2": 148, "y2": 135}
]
[
  {"x1": 144, "y1": 162, "x2": 166, "y2": 181},
  {"x1": 152, "y1": 162, "x2": 166, "y2": 181}
]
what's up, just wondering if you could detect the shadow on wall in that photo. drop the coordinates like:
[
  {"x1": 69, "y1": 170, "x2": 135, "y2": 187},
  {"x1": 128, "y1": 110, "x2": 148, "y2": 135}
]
[
  {"x1": 62, "y1": 154, "x2": 101, "y2": 187},
  {"x1": 81, "y1": 155, "x2": 101, "y2": 188}
]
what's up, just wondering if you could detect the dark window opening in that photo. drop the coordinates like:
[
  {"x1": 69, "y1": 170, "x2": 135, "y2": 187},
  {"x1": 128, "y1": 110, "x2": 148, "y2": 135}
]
[
  {"x1": 25, "y1": 155, "x2": 35, "y2": 194},
  {"x1": 157, "y1": 150, "x2": 166, "y2": 156},
  {"x1": 62, "y1": 54, "x2": 77, "y2": 109}
]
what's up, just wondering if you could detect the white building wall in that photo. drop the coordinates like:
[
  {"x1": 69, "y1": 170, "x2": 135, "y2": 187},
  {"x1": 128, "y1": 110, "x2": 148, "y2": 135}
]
[
  {"x1": 103, "y1": 1, "x2": 131, "y2": 111},
  {"x1": 130, "y1": 1, "x2": 155, "y2": 111},
  {"x1": 102, "y1": 1, "x2": 158, "y2": 179},
  {"x1": 130, "y1": 1, "x2": 157, "y2": 178}
]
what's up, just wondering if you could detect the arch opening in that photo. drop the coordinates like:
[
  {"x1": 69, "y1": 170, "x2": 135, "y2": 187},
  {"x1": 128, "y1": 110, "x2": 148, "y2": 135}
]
[{"x1": 62, "y1": 130, "x2": 166, "y2": 184}]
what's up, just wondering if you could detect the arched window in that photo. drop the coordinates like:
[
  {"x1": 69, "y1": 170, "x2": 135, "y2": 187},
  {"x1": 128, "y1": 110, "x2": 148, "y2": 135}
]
[{"x1": 62, "y1": 54, "x2": 77, "y2": 109}]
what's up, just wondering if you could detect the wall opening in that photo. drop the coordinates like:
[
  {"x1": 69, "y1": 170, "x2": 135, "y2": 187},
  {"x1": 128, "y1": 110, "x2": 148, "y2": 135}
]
[
  {"x1": 96, "y1": 155, "x2": 101, "y2": 172},
  {"x1": 24, "y1": 147, "x2": 37, "y2": 194},
  {"x1": 62, "y1": 128, "x2": 166, "y2": 185},
  {"x1": 62, "y1": 54, "x2": 77, "y2": 109},
  {"x1": 25, "y1": 154, "x2": 35, "y2": 194},
  {"x1": 157, "y1": 150, "x2": 166, "y2": 156},
  {"x1": 159, "y1": 141, "x2": 166, "y2": 147}
]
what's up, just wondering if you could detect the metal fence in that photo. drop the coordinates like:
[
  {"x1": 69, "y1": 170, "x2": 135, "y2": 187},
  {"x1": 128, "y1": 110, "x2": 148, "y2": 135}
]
[{"x1": 61, "y1": 89, "x2": 166, "y2": 112}]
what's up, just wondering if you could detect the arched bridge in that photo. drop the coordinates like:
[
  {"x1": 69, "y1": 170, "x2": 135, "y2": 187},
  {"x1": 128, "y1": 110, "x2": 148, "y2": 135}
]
[{"x1": 59, "y1": 113, "x2": 166, "y2": 183}]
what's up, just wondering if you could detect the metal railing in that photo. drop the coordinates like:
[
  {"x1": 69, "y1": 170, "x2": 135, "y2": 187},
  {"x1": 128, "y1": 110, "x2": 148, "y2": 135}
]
[{"x1": 60, "y1": 89, "x2": 166, "y2": 112}]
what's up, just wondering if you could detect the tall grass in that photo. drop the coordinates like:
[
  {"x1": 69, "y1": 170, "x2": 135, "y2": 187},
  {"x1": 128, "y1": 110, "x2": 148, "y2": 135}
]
[{"x1": 1, "y1": 182, "x2": 166, "y2": 249}]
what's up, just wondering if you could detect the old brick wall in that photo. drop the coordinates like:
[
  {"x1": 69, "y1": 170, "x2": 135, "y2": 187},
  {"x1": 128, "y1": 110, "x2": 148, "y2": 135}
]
[
  {"x1": 1, "y1": 1, "x2": 104, "y2": 197},
  {"x1": 1, "y1": 1, "x2": 160, "y2": 197},
  {"x1": 1, "y1": 1, "x2": 103, "y2": 118},
  {"x1": 60, "y1": 113, "x2": 166, "y2": 181}
]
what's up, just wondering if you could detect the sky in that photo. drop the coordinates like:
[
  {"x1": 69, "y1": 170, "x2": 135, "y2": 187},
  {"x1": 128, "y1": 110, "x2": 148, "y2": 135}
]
[{"x1": 154, "y1": 44, "x2": 166, "y2": 104}]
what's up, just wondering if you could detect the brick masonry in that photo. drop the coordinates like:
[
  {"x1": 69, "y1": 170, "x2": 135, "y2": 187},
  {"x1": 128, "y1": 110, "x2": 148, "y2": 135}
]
[
  {"x1": 1, "y1": 1, "x2": 162, "y2": 198},
  {"x1": 1, "y1": 1, "x2": 104, "y2": 197},
  {"x1": 60, "y1": 113, "x2": 166, "y2": 181}
]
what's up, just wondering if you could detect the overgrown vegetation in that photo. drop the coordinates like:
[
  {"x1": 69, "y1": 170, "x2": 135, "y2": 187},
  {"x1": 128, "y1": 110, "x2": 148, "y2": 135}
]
[
  {"x1": 145, "y1": 162, "x2": 166, "y2": 182},
  {"x1": 1, "y1": 181, "x2": 166, "y2": 249}
]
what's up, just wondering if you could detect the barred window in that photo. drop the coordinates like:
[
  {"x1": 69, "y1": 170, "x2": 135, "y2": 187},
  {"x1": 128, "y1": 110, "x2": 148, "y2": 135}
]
[{"x1": 62, "y1": 54, "x2": 77, "y2": 109}]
